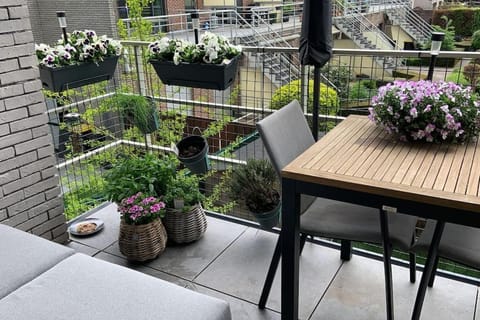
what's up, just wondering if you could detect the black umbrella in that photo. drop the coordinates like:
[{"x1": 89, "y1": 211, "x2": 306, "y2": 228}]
[{"x1": 299, "y1": 0, "x2": 332, "y2": 140}]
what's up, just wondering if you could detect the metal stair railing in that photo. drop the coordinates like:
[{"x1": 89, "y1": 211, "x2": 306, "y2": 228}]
[
  {"x1": 333, "y1": 0, "x2": 399, "y2": 51},
  {"x1": 372, "y1": 0, "x2": 433, "y2": 46}
]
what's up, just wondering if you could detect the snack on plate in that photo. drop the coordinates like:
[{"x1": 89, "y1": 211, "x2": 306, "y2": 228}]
[{"x1": 76, "y1": 222, "x2": 97, "y2": 234}]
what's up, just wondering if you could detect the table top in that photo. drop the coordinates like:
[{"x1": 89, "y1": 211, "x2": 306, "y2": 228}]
[{"x1": 282, "y1": 115, "x2": 480, "y2": 213}]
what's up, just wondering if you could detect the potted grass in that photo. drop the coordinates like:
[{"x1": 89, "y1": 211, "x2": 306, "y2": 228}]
[
  {"x1": 36, "y1": 30, "x2": 122, "y2": 92},
  {"x1": 148, "y1": 32, "x2": 242, "y2": 90},
  {"x1": 162, "y1": 171, "x2": 207, "y2": 244},
  {"x1": 101, "y1": 93, "x2": 160, "y2": 134},
  {"x1": 228, "y1": 159, "x2": 280, "y2": 230}
]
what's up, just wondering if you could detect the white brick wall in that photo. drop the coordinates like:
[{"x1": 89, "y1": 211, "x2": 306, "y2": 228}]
[{"x1": 0, "y1": 0, "x2": 68, "y2": 243}]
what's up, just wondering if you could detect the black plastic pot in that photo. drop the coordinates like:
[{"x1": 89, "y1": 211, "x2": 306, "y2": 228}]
[
  {"x1": 149, "y1": 55, "x2": 239, "y2": 90},
  {"x1": 39, "y1": 56, "x2": 119, "y2": 92},
  {"x1": 176, "y1": 135, "x2": 210, "y2": 174}
]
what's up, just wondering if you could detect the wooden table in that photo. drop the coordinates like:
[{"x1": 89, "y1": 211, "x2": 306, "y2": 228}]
[{"x1": 280, "y1": 115, "x2": 480, "y2": 320}]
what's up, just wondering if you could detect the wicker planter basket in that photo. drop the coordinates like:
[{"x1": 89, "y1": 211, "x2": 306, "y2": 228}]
[
  {"x1": 118, "y1": 218, "x2": 167, "y2": 261},
  {"x1": 163, "y1": 204, "x2": 207, "y2": 244}
]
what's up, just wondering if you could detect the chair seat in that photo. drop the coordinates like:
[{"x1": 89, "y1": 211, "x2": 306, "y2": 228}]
[
  {"x1": 300, "y1": 198, "x2": 418, "y2": 251},
  {"x1": 412, "y1": 220, "x2": 480, "y2": 269}
]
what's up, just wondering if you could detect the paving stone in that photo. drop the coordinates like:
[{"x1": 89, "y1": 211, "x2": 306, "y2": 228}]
[
  {"x1": 311, "y1": 255, "x2": 477, "y2": 320},
  {"x1": 195, "y1": 227, "x2": 343, "y2": 320},
  {"x1": 104, "y1": 216, "x2": 248, "y2": 280},
  {"x1": 188, "y1": 283, "x2": 281, "y2": 320}
]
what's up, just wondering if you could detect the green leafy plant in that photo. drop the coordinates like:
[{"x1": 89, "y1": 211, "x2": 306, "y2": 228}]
[
  {"x1": 103, "y1": 153, "x2": 177, "y2": 203},
  {"x1": 228, "y1": 159, "x2": 279, "y2": 214},
  {"x1": 425, "y1": 16, "x2": 456, "y2": 51},
  {"x1": 348, "y1": 80, "x2": 377, "y2": 101},
  {"x1": 270, "y1": 79, "x2": 339, "y2": 115},
  {"x1": 446, "y1": 68, "x2": 470, "y2": 85},
  {"x1": 163, "y1": 170, "x2": 205, "y2": 211},
  {"x1": 117, "y1": 0, "x2": 155, "y2": 41},
  {"x1": 472, "y1": 29, "x2": 480, "y2": 51}
]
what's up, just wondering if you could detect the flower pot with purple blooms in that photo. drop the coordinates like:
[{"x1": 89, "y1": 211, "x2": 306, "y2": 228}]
[{"x1": 369, "y1": 80, "x2": 480, "y2": 144}]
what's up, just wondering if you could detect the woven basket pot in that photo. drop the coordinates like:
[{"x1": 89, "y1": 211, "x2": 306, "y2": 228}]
[
  {"x1": 163, "y1": 203, "x2": 207, "y2": 244},
  {"x1": 118, "y1": 218, "x2": 167, "y2": 262}
]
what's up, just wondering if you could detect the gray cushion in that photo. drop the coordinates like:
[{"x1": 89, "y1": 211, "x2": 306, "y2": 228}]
[
  {"x1": 0, "y1": 253, "x2": 232, "y2": 320},
  {"x1": 413, "y1": 220, "x2": 480, "y2": 269},
  {"x1": 0, "y1": 224, "x2": 74, "y2": 299},
  {"x1": 301, "y1": 198, "x2": 418, "y2": 251}
]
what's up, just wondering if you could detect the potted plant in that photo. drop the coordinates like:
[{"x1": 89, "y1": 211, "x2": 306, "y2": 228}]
[
  {"x1": 103, "y1": 153, "x2": 177, "y2": 204},
  {"x1": 101, "y1": 93, "x2": 160, "y2": 134},
  {"x1": 369, "y1": 80, "x2": 480, "y2": 143},
  {"x1": 228, "y1": 159, "x2": 280, "y2": 230},
  {"x1": 117, "y1": 192, "x2": 168, "y2": 261},
  {"x1": 176, "y1": 132, "x2": 210, "y2": 175},
  {"x1": 148, "y1": 32, "x2": 242, "y2": 90},
  {"x1": 35, "y1": 29, "x2": 122, "y2": 92},
  {"x1": 162, "y1": 171, "x2": 207, "y2": 244}
]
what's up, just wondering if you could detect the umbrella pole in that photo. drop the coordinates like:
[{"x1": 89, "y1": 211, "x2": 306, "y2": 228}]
[{"x1": 312, "y1": 66, "x2": 320, "y2": 141}]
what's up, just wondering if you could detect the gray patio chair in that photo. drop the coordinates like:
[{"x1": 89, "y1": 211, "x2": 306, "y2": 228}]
[
  {"x1": 256, "y1": 99, "x2": 418, "y2": 308},
  {"x1": 411, "y1": 220, "x2": 480, "y2": 287}
]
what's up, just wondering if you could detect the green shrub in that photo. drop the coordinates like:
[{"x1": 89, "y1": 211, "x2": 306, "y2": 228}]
[
  {"x1": 320, "y1": 64, "x2": 352, "y2": 98},
  {"x1": 270, "y1": 79, "x2": 339, "y2": 115},
  {"x1": 446, "y1": 69, "x2": 470, "y2": 85},
  {"x1": 348, "y1": 80, "x2": 377, "y2": 101},
  {"x1": 432, "y1": 8, "x2": 480, "y2": 37},
  {"x1": 472, "y1": 30, "x2": 480, "y2": 50}
]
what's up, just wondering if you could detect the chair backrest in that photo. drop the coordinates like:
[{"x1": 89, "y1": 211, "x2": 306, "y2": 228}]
[
  {"x1": 256, "y1": 100, "x2": 315, "y2": 175},
  {"x1": 256, "y1": 100, "x2": 316, "y2": 212}
]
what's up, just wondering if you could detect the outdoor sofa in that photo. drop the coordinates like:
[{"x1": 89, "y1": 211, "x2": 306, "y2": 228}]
[{"x1": 0, "y1": 223, "x2": 232, "y2": 320}]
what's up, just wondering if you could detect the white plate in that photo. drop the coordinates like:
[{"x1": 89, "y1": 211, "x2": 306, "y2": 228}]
[{"x1": 69, "y1": 218, "x2": 104, "y2": 236}]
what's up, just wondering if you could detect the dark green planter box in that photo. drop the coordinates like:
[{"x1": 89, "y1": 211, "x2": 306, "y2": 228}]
[
  {"x1": 39, "y1": 56, "x2": 119, "y2": 92},
  {"x1": 149, "y1": 55, "x2": 239, "y2": 90}
]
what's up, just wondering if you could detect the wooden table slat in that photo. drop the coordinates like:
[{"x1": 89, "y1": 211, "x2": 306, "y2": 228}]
[
  {"x1": 466, "y1": 139, "x2": 480, "y2": 196},
  {"x1": 304, "y1": 116, "x2": 366, "y2": 170},
  {"x1": 282, "y1": 115, "x2": 480, "y2": 213}
]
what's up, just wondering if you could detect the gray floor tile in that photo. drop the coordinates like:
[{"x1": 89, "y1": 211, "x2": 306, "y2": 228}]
[
  {"x1": 187, "y1": 283, "x2": 281, "y2": 320},
  {"x1": 104, "y1": 216, "x2": 248, "y2": 280},
  {"x1": 66, "y1": 241, "x2": 100, "y2": 256},
  {"x1": 312, "y1": 255, "x2": 477, "y2": 320},
  {"x1": 195, "y1": 228, "x2": 343, "y2": 320},
  {"x1": 475, "y1": 288, "x2": 480, "y2": 320},
  {"x1": 94, "y1": 251, "x2": 190, "y2": 287},
  {"x1": 68, "y1": 203, "x2": 120, "y2": 250}
]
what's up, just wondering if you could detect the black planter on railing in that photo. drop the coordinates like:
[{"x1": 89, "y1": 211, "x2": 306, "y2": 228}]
[
  {"x1": 176, "y1": 135, "x2": 210, "y2": 174},
  {"x1": 149, "y1": 55, "x2": 239, "y2": 90},
  {"x1": 39, "y1": 56, "x2": 119, "y2": 92}
]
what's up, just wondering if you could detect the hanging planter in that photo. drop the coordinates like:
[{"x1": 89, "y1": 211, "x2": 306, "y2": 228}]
[
  {"x1": 176, "y1": 134, "x2": 210, "y2": 175},
  {"x1": 149, "y1": 55, "x2": 239, "y2": 90},
  {"x1": 39, "y1": 56, "x2": 119, "y2": 92},
  {"x1": 35, "y1": 29, "x2": 122, "y2": 92},
  {"x1": 147, "y1": 32, "x2": 242, "y2": 90}
]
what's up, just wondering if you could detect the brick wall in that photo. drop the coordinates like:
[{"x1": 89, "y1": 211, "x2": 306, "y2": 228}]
[
  {"x1": 0, "y1": 0, "x2": 68, "y2": 243},
  {"x1": 26, "y1": 0, "x2": 117, "y2": 45}
]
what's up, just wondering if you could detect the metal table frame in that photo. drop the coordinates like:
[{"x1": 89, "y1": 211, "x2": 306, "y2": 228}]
[{"x1": 280, "y1": 177, "x2": 480, "y2": 320}]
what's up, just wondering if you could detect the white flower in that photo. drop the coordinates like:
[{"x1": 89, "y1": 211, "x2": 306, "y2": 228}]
[{"x1": 35, "y1": 43, "x2": 50, "y2": 52}]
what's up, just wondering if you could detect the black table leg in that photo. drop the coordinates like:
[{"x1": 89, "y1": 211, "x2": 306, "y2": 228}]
[
  {"x1": 380, "y1": 208, "x2": 394, "y2": 320},
  {"x1": 411, "y1": 220, "x2": 445, "y2": 320},
  {"x1": 281, "y1": 178, "x2": 301, "y2": 320}
]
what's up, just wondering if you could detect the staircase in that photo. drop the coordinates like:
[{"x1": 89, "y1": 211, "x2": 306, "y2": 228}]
[
  {"x1": 381, "y1": 0, "x2": 433, "y2": 47},
  {"x1": 233, "y1": 7, "x2": 301, "y2": 86},
  {"x1": 333, "y1": 0, "x2": 399, "y2": 72}
]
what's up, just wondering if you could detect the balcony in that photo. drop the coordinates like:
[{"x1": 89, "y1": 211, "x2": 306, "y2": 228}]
[
  {"x1": 68, "y1": 202, "x2": 479, "y2": 320},
  {"x1": 3, "y1": 13, "x2": 480, "y2": 318}
]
